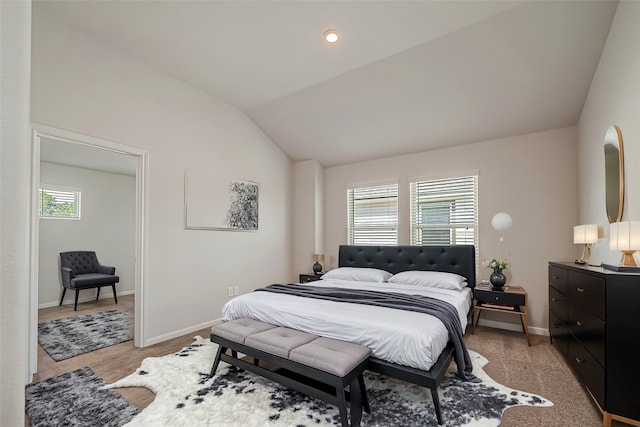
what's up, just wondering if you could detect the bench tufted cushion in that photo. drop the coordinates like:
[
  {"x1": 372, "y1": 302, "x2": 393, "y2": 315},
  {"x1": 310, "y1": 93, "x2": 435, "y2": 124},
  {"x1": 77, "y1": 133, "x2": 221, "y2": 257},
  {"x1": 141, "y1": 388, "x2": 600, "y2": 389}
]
[
  {"x1": 245, "y1": 327, "x2": 317, "y2": 358},
  {"x1": 290, "y1": 337, "x2": 371, "y2": 377},
  {"x1": 212, "y1": 318, "x2": 276, "y2": 344}
]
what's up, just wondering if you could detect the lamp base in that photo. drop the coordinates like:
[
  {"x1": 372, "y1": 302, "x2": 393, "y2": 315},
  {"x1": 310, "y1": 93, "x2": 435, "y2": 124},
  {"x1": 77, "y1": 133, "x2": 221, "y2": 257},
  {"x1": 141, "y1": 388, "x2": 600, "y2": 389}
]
[{"x1": 619, "y1": 250, "x2": 637, "y2": 266}]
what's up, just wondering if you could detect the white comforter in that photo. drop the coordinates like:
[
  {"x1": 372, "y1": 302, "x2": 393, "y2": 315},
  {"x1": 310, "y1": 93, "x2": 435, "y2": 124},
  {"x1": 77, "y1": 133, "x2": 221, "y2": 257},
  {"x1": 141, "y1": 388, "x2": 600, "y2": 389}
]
[{"x1": 222, "y1": 278, "x2": 472, "y2": 372}]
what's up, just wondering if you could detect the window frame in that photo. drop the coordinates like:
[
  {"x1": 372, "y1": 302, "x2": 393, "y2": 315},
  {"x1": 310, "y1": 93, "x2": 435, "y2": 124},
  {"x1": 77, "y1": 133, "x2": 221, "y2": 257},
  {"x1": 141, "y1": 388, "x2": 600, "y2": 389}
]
[
  {"x1": 39, "y1": 184, "x2": 82, "y2": 220},
  {"x1": 347, "y1": 181, "x2": 399, "y2": 246}
]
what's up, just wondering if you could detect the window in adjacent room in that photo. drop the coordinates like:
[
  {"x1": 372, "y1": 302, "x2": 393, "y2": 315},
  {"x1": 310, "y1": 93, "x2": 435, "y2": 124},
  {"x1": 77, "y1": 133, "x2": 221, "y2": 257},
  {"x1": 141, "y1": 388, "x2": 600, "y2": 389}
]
[
  {"x1": 347, "y1": 182, "x2": 398, "y2": 245},
  {"x1": 409, "y1": 174, "x2": 477, "y2": 247},
  {"x1": 39, "y1": 185, "x2": 81, "y2": 219}
]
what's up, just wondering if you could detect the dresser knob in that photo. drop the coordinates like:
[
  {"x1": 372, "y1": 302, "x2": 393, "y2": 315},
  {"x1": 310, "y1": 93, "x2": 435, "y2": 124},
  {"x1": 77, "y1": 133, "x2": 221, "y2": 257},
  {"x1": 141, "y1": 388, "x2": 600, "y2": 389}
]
[
  {"x1": 576, "y1": 321, "x2": 583, "y2": 327},
  {"x1": 495, "y1": 296, "x2": 499, "y2": 301},
  {"x1": 576, "y1": 287, "x2": 585, "y2": 292},
  {"x1": 575, "y1": 357, "x2": 585, "y2": 364}
]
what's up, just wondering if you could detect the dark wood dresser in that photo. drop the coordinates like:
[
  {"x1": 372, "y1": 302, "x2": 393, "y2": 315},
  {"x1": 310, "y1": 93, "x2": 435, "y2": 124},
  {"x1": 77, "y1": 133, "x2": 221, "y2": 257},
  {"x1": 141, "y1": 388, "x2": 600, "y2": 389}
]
[{"x1": 548, "y1": 262, "x2": 640, "y2": 427}]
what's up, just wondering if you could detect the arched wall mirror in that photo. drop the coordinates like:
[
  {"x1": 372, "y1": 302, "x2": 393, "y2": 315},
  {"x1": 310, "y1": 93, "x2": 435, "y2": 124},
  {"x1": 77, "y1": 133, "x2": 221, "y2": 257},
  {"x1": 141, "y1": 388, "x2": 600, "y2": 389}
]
[{"x1": 604, "y1": 124, "x2": 624, "y2": 223}]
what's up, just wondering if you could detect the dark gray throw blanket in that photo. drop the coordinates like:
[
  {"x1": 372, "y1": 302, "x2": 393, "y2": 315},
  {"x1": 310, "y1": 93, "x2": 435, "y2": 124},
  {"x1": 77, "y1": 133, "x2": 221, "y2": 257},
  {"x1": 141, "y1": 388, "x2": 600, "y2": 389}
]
[{"x1": 256, "y1": 283, "x2": 478, "y2": 382}]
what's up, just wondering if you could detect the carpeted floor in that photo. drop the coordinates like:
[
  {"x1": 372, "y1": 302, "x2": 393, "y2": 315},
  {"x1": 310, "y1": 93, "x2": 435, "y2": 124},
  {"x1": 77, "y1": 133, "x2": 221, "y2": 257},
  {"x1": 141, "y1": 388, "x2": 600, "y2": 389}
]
[
  {"x1": 38, "y1": 309, "x2": 134, "y2": 361},
  {"x1": 105, "y1": 336, "x2": 552, "y2": 426},
  {"x1": 25, "y1": 366, "x2": 138, "y2": 427}
]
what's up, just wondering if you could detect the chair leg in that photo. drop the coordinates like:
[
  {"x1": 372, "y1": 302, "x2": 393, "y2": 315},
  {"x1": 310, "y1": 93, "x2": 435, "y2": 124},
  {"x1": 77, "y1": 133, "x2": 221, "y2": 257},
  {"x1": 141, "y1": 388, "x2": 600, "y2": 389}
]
[
  {"x1": 59, "y1": 288, "x2": 67, "y2": 306},
  {"x1": 112, "y1": 284, "x2": 118, "y2": 304},
  {"x1": 74, "y1": 289, "x2": 80, "y2": 311},
  {"x1": 96, "y1": 287, "x2": 101, "y2": 300}
]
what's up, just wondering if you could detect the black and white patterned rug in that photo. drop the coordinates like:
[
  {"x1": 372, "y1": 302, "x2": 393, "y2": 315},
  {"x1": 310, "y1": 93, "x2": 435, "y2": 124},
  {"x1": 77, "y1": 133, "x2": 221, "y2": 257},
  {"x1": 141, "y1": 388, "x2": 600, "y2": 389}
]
[
  {"x1": 107, "y1": 336, "x2": 553, "y2": 426},
  {"x1": 38, "y1": 309, "x2": 134, "y2": 361},
  {"x1": 25, "y1": 366, "x2": 138, "y2": 427}
]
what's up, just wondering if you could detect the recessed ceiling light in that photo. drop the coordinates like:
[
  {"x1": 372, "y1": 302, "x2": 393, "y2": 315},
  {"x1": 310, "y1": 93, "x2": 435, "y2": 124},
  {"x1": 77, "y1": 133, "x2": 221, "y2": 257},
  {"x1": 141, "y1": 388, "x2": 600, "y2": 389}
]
[{"x1": 323, "y1": 29, "x2": 339, "y2": 44}]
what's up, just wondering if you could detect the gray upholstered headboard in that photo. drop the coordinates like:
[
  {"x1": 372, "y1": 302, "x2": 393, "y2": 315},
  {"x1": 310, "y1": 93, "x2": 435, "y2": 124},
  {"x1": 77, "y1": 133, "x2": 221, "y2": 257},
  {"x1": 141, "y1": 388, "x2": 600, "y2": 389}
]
[{"x1": 338, "y1": 245, "x2": 476, "y2": 289}]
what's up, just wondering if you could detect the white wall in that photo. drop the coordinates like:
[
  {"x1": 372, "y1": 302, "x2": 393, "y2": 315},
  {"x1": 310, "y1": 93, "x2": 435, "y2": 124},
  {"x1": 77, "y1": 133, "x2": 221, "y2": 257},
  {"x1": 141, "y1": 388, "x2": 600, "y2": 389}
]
[
  {"x1": 0, "y1": 0, "x2": 32, "y2": 424},
  {"x1": 292, "y1": 160, "x2": 324, "y2": 275},
  {"x1": 39, "y1": 162, "x2": 136, "y2": 307},
  {"x1": 578, "y1": 0, "x2": 640, "y2": 265},
  {"x1": 324, "y1": 127, "x2": 578, "y2": 331},
  {"x1": 31, "y1": 9, "x2": 292, "y2": 342}
]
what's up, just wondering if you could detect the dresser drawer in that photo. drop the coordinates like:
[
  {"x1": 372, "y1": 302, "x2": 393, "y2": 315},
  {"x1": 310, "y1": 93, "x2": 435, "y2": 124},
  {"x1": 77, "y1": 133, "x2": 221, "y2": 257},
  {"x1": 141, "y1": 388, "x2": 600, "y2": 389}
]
[
  {"x1": 568, "y1": 302, "x2": 605, "y2": 367},
  {"x1": 568, "y1": 271, "x2": 605, "y2": 319},
  {"x1": 549, "y1": 286, "x2": 568, "y2": 320},
  {"x1": 569, "y1": 339, "x2": 605, "y2": 409},
  {"x1": 549, "y1": 265, "x2": 568, "y2": 294},
  {"x1": 549, "y1": 310, "x2": 570, "y2": 357}
]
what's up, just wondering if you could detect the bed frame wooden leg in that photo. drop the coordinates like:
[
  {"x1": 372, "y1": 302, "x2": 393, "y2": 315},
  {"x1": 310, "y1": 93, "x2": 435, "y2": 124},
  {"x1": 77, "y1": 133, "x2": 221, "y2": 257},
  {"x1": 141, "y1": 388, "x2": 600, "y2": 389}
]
[{"x1": 431, "y1": 388, "x2": 443, "y2": 425}]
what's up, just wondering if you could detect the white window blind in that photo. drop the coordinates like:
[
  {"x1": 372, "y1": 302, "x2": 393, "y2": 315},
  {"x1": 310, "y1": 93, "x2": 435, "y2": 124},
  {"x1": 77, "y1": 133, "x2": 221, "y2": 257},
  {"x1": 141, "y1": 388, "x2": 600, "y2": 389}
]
[
  {"x1": 410, "y1": 175, "x2": 477, "y2": 246},
  {"x1": 39, "y1": 185, "x2": 81, "y2": 219},
  {"x1": 347, "y1": 183, "x2": 398, "y2": 245}
]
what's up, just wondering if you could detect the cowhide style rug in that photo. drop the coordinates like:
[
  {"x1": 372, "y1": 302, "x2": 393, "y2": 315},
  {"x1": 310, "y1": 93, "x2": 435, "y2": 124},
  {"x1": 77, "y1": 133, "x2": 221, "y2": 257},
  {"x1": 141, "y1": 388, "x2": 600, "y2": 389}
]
[
  {"x1": 38, "y1": 309, "x2": 134, "y2": 361},
  {"x1": 107, "y1": 336, "x2": 553, "y2": 427}
]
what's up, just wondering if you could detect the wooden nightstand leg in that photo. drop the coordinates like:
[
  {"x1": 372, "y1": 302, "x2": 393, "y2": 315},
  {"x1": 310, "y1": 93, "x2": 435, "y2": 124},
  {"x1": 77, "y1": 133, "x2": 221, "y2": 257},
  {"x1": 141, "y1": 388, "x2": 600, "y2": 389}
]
[
  {"x1": 519, "y1": 313, "x2": 531, "y2": 346},
  {"x1": 472, "y1": 307, "x2": 481, "y2": 334},
  {"x1": 603, "y1": 411, "x2": 612, "y2": 427}
]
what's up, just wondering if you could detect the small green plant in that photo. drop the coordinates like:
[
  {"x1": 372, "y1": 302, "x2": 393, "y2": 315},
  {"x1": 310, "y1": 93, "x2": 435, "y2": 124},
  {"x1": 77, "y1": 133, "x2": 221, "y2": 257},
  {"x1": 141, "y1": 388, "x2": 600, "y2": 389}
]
[{"x1": 483, "y1": 258, "x2": 510, "y2": 270}]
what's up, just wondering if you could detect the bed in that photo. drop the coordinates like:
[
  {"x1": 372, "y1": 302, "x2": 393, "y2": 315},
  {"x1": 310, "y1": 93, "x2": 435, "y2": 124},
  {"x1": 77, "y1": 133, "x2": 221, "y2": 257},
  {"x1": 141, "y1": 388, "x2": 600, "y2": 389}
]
[{"x1": 222, "y1": 244, "x2": 476, "y2": 424}]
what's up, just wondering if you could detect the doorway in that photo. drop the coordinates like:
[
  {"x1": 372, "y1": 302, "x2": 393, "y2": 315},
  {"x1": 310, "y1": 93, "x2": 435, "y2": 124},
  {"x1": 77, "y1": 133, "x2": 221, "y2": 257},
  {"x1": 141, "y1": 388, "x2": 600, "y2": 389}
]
[{"x1": 29, "y1": 124, "x2": 147, "y2": 377}]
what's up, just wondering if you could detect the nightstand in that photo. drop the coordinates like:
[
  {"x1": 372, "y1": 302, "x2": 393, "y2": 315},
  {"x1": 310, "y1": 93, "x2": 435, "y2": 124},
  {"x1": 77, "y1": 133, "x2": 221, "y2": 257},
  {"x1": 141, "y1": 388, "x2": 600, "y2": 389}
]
[
  {"x1": 472, "y1": 284, "x2": 530, "y2": 346},
  {"x1": 299, "y1": 273, "x2": 324, "y2": 283}
]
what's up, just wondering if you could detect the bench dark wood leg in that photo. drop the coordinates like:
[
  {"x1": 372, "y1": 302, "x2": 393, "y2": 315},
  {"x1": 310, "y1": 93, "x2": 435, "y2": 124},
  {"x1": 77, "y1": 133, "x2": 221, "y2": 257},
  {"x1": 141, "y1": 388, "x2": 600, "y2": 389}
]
[
  {"x1": 358, "y1": 374, "x2": 370, "y2": 414},
  {"x1": 112, "y1": 284, "x2": 118, "y2": 304},
  {"x1": 96, "y1": 287, "x2": 101, "y2": 300},
  {"x1": 74, "y1": 289, "x2": 80, "y2": 311},
  {"x1": 209, "y1": 345, "x2": 225, "y2": 377},
  {"x1": 337, "y1": 383, "x2": 349, "y2": 427},
  {"x1": 350, "y1": 378, "x2": 363, "y2": 427},
  {"x1": 59, "y1": 288, "x2": 67, "y2": 306},
  {"x1": 431, "y1": 387, "x2": 443, "y2": 425}
]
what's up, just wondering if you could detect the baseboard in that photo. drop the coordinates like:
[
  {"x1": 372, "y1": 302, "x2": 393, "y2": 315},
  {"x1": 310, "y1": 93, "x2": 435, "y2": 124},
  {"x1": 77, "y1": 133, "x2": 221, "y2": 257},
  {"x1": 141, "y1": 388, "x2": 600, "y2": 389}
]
[
  {"x1": 474, "y1": 318, "x2": 548, "y2": 336},
  {"x1": 38, "y1": 289, "x2": 135, "y2": 309},
  {"x1": 142, "y1": 317, "x2": 225, "y2": 347}
]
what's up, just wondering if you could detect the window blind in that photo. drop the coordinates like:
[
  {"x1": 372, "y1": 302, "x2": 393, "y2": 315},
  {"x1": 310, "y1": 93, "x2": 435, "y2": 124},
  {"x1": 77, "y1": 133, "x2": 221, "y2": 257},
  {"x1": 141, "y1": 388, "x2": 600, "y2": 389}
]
[
  {"x1": 409, "y1": 175, "x2": 477, "y2": 246},
  {"x1": 39, "y1": 186, "x2": 81, "y2": 219},
  {"x1": 347, "y1": 183, "x2": 398, "y2": 245}
]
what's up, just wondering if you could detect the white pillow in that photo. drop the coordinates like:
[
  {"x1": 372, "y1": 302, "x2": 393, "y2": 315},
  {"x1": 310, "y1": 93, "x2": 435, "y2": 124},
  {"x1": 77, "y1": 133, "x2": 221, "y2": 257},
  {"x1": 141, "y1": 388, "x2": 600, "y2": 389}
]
[
  {"x1": 321, "y1": 267, "x2": 392, "y2": 283},
  {"x1": 388, "y1": 271, "x2": 468, "y2": 290}
]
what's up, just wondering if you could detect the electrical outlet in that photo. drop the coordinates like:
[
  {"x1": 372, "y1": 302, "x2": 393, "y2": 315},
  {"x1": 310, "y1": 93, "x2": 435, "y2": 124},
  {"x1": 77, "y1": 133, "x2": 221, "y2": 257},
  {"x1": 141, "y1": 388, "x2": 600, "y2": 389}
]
[
  {"x1": 228, "y1": 287, "x2": 233, "y2": 297},
  {"x1": 233, "y1": 286, "x2": 240, "y2": 296}
]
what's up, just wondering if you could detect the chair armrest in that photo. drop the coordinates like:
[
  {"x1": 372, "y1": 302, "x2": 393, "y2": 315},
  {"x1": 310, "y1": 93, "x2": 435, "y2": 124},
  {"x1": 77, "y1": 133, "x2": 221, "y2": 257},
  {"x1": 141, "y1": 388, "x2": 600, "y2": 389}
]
[
  {"x1": 61, "y1": 267, "x2": 75, "y2": 286},
  {"x1": 97, "y1": 264, "x2": 116, "y2": 275}
]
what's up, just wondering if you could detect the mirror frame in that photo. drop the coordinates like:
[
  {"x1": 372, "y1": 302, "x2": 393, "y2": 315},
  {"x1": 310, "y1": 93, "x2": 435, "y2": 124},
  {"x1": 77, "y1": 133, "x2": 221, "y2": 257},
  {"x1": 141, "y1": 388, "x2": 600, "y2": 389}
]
[{"x1": 604, "y1": 124, "x2": 624, "y2": 223}]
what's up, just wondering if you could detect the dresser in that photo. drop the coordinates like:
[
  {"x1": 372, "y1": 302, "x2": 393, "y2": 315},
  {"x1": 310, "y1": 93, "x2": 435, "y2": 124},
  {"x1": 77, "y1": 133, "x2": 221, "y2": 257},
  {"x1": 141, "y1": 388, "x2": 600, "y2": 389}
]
[{"x1": 548, "y1": 262, "x2": 640, "y2": 426}]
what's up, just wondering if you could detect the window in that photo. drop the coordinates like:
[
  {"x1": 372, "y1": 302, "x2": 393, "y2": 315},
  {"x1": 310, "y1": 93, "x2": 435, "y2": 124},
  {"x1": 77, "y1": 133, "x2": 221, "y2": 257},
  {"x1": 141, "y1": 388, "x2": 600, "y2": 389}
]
[
  {"x1": 347, "y1": 183, "x2": 398, "y2": 245},
  {"x1": 410, "y1": 175, "x2": 477, "y2": 247},
  {"x1": 39, "y1": 185, "x2": 81, "y2": 219}
]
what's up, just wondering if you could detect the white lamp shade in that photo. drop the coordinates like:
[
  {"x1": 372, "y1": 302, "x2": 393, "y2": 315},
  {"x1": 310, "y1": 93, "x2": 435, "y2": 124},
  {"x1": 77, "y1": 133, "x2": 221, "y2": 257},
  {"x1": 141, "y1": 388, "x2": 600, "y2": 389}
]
[
  {"x1": 491, "y1": 212, "x2": 512, "y2": 231},
  {"x1": 609, "y1": 221, "x2": 640, "y2": 250},
  {"x1": 574, "y1": 224, "x2": 598, "y2": 244}
]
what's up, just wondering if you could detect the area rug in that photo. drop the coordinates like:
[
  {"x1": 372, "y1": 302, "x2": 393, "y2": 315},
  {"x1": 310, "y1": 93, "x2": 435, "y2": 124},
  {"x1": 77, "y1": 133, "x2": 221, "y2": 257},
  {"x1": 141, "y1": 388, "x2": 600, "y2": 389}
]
[
  {"x1": 25, "y1": 366, "x2": 138, "y2": 427},
  {"x1": 38, "y1": 309, "x2": 134, "y2": 361},
  {"x1": 106, "y1": 336, "x2": 553, "y2": 426}
]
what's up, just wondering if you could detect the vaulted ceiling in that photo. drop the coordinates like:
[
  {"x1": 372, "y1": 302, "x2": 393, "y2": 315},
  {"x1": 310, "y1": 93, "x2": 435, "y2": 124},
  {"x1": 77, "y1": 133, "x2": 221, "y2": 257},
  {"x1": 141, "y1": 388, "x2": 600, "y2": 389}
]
[{"x1": 37, "y1": 0, "x2": 618, "y2": 168}]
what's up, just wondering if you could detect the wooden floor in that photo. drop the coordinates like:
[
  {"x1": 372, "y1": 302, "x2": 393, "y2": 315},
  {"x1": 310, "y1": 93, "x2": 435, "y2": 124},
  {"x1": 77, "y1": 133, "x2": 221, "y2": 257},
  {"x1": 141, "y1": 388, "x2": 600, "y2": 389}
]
[
  {"x1": 31, "y1": 296, "x2": 621, "y2": 427},
  {"x1": 31, "y1": 295, "x2": 211, "y2": 425}
]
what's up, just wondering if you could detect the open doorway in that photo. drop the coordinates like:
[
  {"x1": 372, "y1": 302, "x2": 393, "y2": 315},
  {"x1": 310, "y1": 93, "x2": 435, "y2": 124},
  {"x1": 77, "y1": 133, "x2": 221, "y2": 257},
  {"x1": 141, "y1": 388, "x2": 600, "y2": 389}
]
[{"x1": 29, "y1": 124, "x2": 147, "y2": 377}]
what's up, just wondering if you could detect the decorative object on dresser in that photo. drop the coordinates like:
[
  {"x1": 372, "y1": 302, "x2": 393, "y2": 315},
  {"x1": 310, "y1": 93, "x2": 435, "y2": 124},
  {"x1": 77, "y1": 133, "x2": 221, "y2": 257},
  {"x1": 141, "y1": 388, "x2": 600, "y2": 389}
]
[
  {"x1": 548, "y1": 262, "x2": 640, "y2": 427},
  {"x1": 603, "y1": 221, "x2": 640, "y2": 271},
  {"x1": 299, "y1": 273, "x2": 323, "y2": 283},
  {"x1": 312, "y1": 253, "x2": 325, "y2": 274},
  {"x1": 472, "y1": 284, "x2": 530, "y2": 346},
  {"x1": 573, "y1": 224, "x2": 598, "y2": 265}
]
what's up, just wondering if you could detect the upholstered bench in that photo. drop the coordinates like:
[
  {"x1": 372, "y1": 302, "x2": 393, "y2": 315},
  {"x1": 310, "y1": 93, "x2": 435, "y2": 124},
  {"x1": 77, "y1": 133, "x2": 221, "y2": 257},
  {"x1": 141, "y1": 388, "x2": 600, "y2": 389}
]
[{"x1": 210, "y1": 318, "x2": 371, "y2": 427}]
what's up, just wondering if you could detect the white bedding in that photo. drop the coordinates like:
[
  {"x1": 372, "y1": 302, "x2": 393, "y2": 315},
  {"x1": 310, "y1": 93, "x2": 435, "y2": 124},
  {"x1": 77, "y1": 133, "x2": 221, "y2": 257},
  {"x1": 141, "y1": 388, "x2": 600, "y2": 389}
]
[{"x1": 222, "y1": 278, "x2": 472, "y2": 372}]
